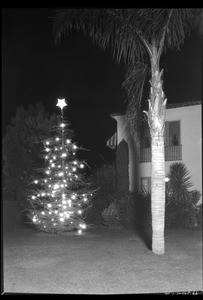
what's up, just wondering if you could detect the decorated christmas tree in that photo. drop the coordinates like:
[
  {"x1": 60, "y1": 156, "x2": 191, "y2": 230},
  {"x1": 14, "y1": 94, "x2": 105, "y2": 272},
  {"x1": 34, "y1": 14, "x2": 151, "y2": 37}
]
[{"x1": 27, "y1": 99, "x2": 94, "y2": 234}]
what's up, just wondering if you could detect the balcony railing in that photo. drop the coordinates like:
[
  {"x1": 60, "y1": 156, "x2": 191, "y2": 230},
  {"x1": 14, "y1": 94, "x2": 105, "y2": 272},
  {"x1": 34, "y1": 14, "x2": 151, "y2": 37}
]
[{"x1": 139, "y1": 145, "x2": 182, "y2": 163}]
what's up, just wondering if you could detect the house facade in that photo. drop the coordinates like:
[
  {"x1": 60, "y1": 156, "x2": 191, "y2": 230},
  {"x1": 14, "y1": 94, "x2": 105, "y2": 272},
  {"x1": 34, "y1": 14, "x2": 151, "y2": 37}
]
[{"x1": 107, "y1": 101, "x2": 202, "y2": 204}]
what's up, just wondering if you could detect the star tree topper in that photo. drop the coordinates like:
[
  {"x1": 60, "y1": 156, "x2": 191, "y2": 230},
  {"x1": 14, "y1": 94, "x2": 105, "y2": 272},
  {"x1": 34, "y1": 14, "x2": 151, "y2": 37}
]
[{"x1": 56, "y1": 98, "x2": 67, "y2": 110}]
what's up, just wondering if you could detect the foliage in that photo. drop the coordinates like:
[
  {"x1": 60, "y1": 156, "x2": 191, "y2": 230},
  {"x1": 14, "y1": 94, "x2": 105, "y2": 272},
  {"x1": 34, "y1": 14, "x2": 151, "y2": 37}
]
[
  {"x1": 26, "y1": 112, "x2": 94, "y2": 234},
  {"x1": 54, "y1": 9, "x2": 201, "y2": 64},
  {"x1": 3, "y1": 103, "x2": 61, "y2": 214},
  {"x1": 84, "y1": 163, "x2": 116, "y2": 225},
  {"x1": 165, "y1": 162, "x2": 201, "y2": 228},
  {"x1": 116, "y1": 139, "x2": 129, "y2": 192},
  {"x1": 102, "y1": 191, "x2": 140, "y2": 230},
  {"x1": 53, "y1": 8, "x2": 201, "y2": 143}
]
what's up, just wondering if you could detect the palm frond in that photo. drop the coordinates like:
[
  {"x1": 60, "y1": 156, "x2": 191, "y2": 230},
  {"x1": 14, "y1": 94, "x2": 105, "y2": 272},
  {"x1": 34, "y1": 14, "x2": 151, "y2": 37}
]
[
  {"x1": 167, "y1": 162, "x2": 193, "y2": 202},
  {"x1": 122, "y1": 61, "x2": 149, "y2": 145},
  {"x1": 53, "y1": 9, "x2": 151, "y2": 64},
  {"x1": 163, "y1": 8, "x2": 202, "y2": 51}
]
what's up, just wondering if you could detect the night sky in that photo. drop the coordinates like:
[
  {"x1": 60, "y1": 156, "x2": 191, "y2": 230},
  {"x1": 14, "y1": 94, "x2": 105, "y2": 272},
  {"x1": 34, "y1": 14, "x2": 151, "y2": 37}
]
[{"x1": 2, "y1": 8, "x2": 201, "y2": 169}]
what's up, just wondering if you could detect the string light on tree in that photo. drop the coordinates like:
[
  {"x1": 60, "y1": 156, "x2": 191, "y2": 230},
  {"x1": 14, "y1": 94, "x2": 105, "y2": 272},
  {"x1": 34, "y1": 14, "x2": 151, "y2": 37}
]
[{"x1": 27, "y1": 98, "x2": 94, "y2": 234}]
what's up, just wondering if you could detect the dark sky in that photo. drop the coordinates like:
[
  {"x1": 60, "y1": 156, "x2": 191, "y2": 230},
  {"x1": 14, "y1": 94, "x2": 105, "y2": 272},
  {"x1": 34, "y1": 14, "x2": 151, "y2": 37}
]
[{"x1": 2, "y1": 8, "x2": 201, "y2": 169}]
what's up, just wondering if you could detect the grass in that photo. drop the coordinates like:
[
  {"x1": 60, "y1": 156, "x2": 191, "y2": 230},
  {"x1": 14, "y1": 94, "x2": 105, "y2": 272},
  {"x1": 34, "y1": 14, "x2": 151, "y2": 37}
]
[{"x1": 3, "y1": 225, "x2": 202, "y2": 294}]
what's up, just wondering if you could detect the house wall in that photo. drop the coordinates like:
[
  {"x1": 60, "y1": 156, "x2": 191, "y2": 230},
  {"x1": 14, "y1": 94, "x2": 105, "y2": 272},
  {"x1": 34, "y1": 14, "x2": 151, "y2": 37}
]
[
  {"x1": 114, "y1": 104, "x2": 202, "y2": 201},
  {"x1": 139, "y1": 104, "x2": 202, "y2": 193}
]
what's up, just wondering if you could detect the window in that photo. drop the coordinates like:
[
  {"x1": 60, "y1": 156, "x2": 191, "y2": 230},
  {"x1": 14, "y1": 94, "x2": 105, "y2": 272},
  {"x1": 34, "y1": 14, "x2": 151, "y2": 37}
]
[
  {"x1": 165, "y1": 121, "x2": 181, "y2": 146},
  {"x1": 140, "y1": 177, "x2": 151, "y2": 194}
]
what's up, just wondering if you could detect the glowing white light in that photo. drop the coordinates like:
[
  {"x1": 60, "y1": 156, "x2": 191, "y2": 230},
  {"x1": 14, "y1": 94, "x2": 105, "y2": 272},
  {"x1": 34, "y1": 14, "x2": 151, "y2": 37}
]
[
  {"x1": 48, "y1": 184, "x2": 51, "y2": 188},
  {"x1": 60, "y1": 217, "x2": 64, "y2": 222},
  {"x1": 61, "y1": 184, "x2": 64, "y2": 188},
  {"x1": 73, "y1": 145, "x2": 77, "y2": 149},
  {"x1": 47, "y1": 203, "x2": 52, "y2": 208},
  {"x1": 51, "y1": 163, "x2": 55, "y2": 168},
  {"x1": 54, "y1": 184, "x2": 59, "y2": 189},
  {"x1": 33, "y1": 217, "x2": 37, "y2": 222},
  {"x1": 31, "y1": 196, "x2": 36, "y2": 200},
  {"x1": 68, "y1": 200, "x2": 72, "y2": 207},
  {"x1": 58, "y1": 165, "x2": 61, "y2": 168},
  {"x1": 80, "y1": 164, "x2": 84, "y2": 168},
  {"x1": 60, "y1": 123, "x2": 65, "y2": 128},
  {"x1": 61, "y1": 153, "x2": 67, "y2": 158},
  {"x1": 53, "y1": 156, "x2": 56, "y2": 160},
  {"x1": 41, "y1": 211, "x2": 45, "y2": 215},
  {"x1": 56, "y1": 98, "x2": 67, "y2": 110},
  {"x1": 46, "y1": 141, "x2": 50, "y2": 145},
  {"x1": 68, "y1": 172, "x2": 71, "y2": 176},
  {"x1": 164, "y1": 177, "x2": 170, "y2": 182},
  {"x1": 62, "y1": 200, "x2": 67, "y2": 204},
  {"x1": 71, "y1": 195, "x2": 76, "y2": 199},
  {"x1": 54, "y1": 210, "x2": 58, "y2": 214},
  {"x1": 58, "y1": 172, "x2": 64, "y2": 177},
  {"x1": 37, "y1": 194, "x2": 40, "y2": 197},
  {"x1": 78, "y1": 230, "x2": 82, "y2": 234},
  {"x1": 72, "y1": 167, "x2": 76, "y2": 172},
  {"x1": 45, "y1": 155, "x2": 48, "y2": 159},
  {"x1": 41, "y1": 193, "x2": 45, "y2": 197},
  {"x1": 44, "y1": 179, "x2": 47, "y2": 183},
  {"x1": 51, "y1": 218, "x2": 54, "y2": 221},
  {"x1": 48, "y1": 211, "x2": 52, "y2": 215},
  {"x1": 73, "y1": 161, "x2": 77, "y2": 165},
  {"x1": 65, "y1": 166, "x2": 68, "y2": 169},
  {"x1": 46, "y1": 170, "x2": 50, "y2": 175},
  {"x1": 34, "y1": 180, "x2": 38, "y2": 184},
  {"x1": 78, "y1": 210, "x2": 82, "y2": 214},
  {"x1": 45, "y1": 148, "x2": 50, "y2": 152},
  {"x1": 83, "y1": 197, "x2": 87, "y2": 202},
  {"x1": 66, "y1": 139, "x2": 71, "y2": 144},
  {"x1": 63, "y1": 205, "x2": 67, "y2": 209},
  {"x1": 55, "y1": 137, "x2": 60, "y2": 141},
  {"x1": 62, "y1": 194, "x2": 66, "y2": 199},
  {"x1": 79, "y1": 223, "x2": 86, "y2": 229},
  {"x1": 55, "y1": 147, "x2": 58, "y2": 151}
]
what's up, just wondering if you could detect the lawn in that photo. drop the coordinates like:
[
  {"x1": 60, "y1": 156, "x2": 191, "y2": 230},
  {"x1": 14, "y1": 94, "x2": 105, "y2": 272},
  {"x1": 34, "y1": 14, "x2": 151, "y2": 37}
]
[{"x1": 3, "y1": 226, "x2": 202, "y2": 295}]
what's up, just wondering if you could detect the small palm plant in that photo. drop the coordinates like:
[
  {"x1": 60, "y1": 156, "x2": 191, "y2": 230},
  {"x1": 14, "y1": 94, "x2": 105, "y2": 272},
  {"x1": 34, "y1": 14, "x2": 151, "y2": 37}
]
[
  {"x1": 166, "y1": 162, "x2": 193, "y2": 203},
  {"x1": 166, "y1": 162, "x2": 200, "y2": 228}
]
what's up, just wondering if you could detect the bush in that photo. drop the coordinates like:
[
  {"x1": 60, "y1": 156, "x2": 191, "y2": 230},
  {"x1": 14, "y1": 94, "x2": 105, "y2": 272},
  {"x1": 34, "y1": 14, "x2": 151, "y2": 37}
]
[
  {"x1": 165, "y1": 162, "x2": 202, "y2": 229},
  {"x1": 102, "y1": 190, "x2": 137, "y2": 230},
  {"x1": 116, "y1": 139, "x2": 129, "y2": 192},
  {"x1": 3, "y1": 103, "x2": 60, "y2": 211},
  {"x1": 165, "y1": 190, "x2": 202, "y2": 229},
  {"x1": 84, "y1": 163, "x2": 117, "y2": 225}
]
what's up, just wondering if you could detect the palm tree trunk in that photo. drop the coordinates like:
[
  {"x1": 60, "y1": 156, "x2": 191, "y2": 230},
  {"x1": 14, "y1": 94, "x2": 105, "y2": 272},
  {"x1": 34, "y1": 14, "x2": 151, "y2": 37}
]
[
  {"x1": 151, "y1": 134, "x2": 165, "y2": 254},
  {"x1": 145, "y1": 43, "x2": 167, "y2": 254}
]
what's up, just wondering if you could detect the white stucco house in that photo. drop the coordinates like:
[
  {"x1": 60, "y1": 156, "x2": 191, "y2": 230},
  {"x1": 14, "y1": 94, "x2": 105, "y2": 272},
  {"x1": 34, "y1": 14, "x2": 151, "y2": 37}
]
[{"x1": 107, "y1": 101, "x2": 202, "y2": 204}]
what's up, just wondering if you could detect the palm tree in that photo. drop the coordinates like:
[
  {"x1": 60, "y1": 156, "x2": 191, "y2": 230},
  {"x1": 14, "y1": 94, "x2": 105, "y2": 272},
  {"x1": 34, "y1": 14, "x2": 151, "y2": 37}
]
[{"x1": 53, "y1": 8, "x2": 202, "y2": 254}]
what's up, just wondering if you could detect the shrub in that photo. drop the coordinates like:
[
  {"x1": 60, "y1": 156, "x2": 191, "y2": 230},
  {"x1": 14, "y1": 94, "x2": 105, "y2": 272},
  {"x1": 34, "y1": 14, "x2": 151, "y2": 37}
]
[
  {"x1": 84, "y1": 163, "x2": 117, "y2": 225},
  {"x1": 166, "y1": 189, "x2": 202, "y2": 229},
  {"x1": 102, "y1": 190, "x2": 137, "y2": 229},
  {"x1": 3, "y1": 103, "x2": 60, "y2": 213},
  {"x1": 165, "y1": 162, "x2": 201, "y2": 229},
  {"x1": 116, "y1": 139, "x2": 129, "y2": 192}
]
